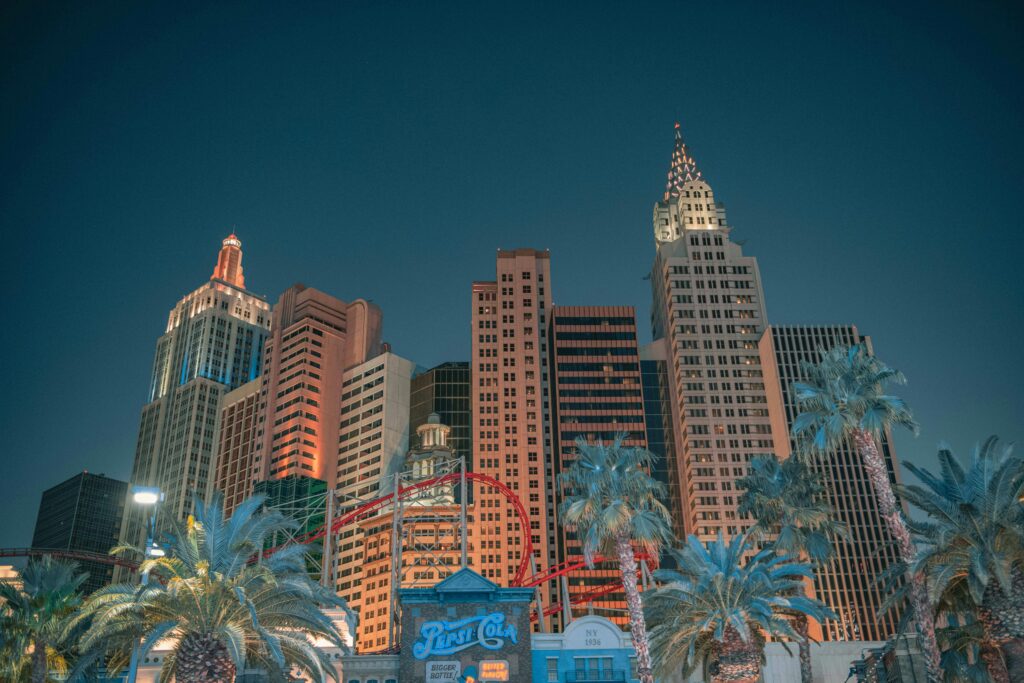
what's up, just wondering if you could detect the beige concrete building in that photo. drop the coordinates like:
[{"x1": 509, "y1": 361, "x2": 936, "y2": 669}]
[
  {"x1": 471, "y1": 248, "x2": 559, "y2": 631},
  {"x1": 649, "y1": 125, "x2": 772, "y2": 543},
  {"x1": 331, "y1": 351, "x2": 415, "y2": 644}
]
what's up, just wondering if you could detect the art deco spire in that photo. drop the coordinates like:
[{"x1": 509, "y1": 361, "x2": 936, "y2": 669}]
[
  {"x1": 663, "y1": 122, "x2": 703, "y2": 201},
  {"x1": 212, "y1": 233, "x2": 245, "y2": 289}
]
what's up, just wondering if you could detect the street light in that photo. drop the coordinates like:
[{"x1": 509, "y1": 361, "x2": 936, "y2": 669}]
[
  {"x1": 126, "y1": 485, "x2": 164, "y2": 683},
  {"x1": 132, "y1": 486, "x2": 162, "y2": 505}
]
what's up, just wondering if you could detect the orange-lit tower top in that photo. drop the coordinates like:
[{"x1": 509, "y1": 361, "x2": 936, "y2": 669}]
[{"x1": 212, "y1": 233, "x2": 245, "y2": 289}]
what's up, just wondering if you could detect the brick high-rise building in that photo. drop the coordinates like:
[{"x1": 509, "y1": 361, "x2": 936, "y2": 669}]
[
  {"x1": 209, "y1": 378, "x2": 260, "y2": 517},
  {"x1": 253, "y1": 284, "x2": 383, "y2": 488},
  {"x1": 547, "y1": 306, "x2": 647, "y2": 624},
  {"x1": 471, "y1": 248, "x2": 557, "y2": 631},
  {"x1": 33, "y1": 472, "x2": 127, "y2": 593},
  {"x1": 119, "y1": 235, "x2": 271, "y2": 566},
  {"x1": 760, "y1": 325, "x2": 903, "y2": 641},
  {"x1": 649, "y1": 124, "x2": 772, "y2": 544}
]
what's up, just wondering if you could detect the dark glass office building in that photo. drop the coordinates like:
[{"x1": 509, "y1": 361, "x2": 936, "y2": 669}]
[
  {"x1": 409, "y1": 362, "x2": 471, "y2": 461},
  {"x1": 31, "y1": 472, "x2": 128, "y2": 593}
]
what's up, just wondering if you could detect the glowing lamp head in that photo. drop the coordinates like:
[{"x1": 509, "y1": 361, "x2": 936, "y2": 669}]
[
  {"x1": 131, "y1": 486, "x2": 162, "y2": 505},
  {"x1": 146, "y1": 544, "x2": 166, "y2": 558}
]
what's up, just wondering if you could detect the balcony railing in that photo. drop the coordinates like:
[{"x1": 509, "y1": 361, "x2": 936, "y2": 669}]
[{"x1": 564, "y1": 670, "x2": 629, "y2": 682}]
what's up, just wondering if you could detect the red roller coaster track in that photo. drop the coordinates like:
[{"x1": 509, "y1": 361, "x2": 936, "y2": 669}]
[{"x1": 0, "y1": 472, "x2": 646, "y2": 618}]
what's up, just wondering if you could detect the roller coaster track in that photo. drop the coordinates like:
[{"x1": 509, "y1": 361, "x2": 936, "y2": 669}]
[{"x1": 0, "y1": 472, "x2": 649, "y2": 617}]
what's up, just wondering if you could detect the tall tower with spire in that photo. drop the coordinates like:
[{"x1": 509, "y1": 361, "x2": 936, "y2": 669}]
[
  {"x1": 648, "y1": 125, "x2": 772, "y2": 544},
  {"x1": 117, "y1": 234, "x2": 271, "y2": 577}
]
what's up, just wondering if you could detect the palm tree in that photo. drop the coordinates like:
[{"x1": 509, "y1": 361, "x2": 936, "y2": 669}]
[
  {"x1": 791, "y1": 343, "x2": 943, "y2": 682},
  {"x1": 557, "y1": 433, "x2": 674, "y2": 683},
  {"x1": 0, "y1": 556, "x2": 87, "y2": 683},
  {"x1": 897, "y1": 437, "x2": 1024, "y2": 682},
  {"x1": 645, "y1": 532, "x2": 835, "y2": 683},
  {"x1": 737, "y1": 454, "x2": 846, "y2": 683},
  {"x1": 72, "y1": 493, "x2": 355, "y2": 683}
]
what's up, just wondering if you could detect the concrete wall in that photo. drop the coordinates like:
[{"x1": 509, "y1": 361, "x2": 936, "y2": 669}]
[{"x1": 666, "y1": 641, "x2": 882, "y2": 683}]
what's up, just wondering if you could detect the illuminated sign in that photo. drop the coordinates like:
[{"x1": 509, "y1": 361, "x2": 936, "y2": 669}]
[
  {"x1": 478, "y1": 660, "x2": 510, "y2": 681},
  {"x1": 412, "y1": 612, "x2": 518, "y2": 659}
]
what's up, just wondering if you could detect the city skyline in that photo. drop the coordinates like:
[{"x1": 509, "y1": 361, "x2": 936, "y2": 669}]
[{"x1": 2, "y1": 1, "x2": 1021, "y2": 556}]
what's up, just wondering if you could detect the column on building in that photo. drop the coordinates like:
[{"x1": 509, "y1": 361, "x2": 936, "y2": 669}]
[
  {"x1": 759, "y1": 325, "x2": 904, "y2": 641},
  {"x1": 547, "y1": 306, "x2": 648, "y2": 626},
  {"x1": 470, "y1": 249, "x2": 558, "y2": 631}
]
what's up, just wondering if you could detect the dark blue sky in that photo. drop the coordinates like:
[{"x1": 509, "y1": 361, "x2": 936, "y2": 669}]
[{"x1": 2, "y1": 1, "x2": 1021, "y2": 548}]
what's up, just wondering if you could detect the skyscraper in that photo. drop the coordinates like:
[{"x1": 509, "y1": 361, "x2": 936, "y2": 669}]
[
  {"x1": 120, "y1": 235, "x2": 271, "y2": 560},
  {"x1": 210, "y1": 378, "x2": 261, "y2": 517},
  {"x1": 410, "y1": 362, "x2": 472, "y2": 463},
  {"x1": 33, "y1": 472, "x2": 128, "y2": 593},
  {"x1": 471, "y1": 248, "x2": 557, "y2": 631},
  {"x1": 639, "y1": 339, "x2": 685, "y2": 539},
  {"x1": 253, "y1": 284, "x2": 383, "y2": 487},
  {"x1": 332, "y1": 350, "x2": 414, "y2": 639},
  {"x1": 649, "y1": 124, "x2": 773, "y2": 543},
  {"x1": 547, "y1": 306, "x2": 647, "y2": 624},
  {"x1": 759, "y1": 325, "x2": 903, "y2": 641}
]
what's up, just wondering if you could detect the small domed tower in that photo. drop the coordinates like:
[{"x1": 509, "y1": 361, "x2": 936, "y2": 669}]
[{"x1": 407, "y1": 413, "x2": 456, "y2": 504}]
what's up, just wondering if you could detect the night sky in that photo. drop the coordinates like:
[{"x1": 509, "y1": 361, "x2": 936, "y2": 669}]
[{"x1": 2, "y1": 1, "x2": 1021, "y2": 550}]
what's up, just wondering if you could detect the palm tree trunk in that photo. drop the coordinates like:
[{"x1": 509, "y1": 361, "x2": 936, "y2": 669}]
[
  {"x1": 980, "y1": 568, "x2": 1024, "y2": 683},
  {"x1": 795, "y1": 614, "x2": 813, "y2": 683},
  {"x1": 979, "y1": 643, "x2": 1009, "y2": 683},
  {"x1": 712, "y1": 625, "x2": 761, "y2": 683},
  {"x1": 852, "y1": 428, "x2": 942, "y2": 683},
  {"x1": 30, "y1": 638, "x2": 47, "y2": 683},
  {"x1": 615, "y1": 532, "x2": 655, "y2": 683}
]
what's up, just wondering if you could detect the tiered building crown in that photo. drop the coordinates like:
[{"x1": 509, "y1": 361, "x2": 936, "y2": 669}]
[
  {"x1": 663, "y1": 122, "x2": 703, "y2": 201},
  {"x1": 212, "y1": 233, "x2": 245, "y2": 289}
]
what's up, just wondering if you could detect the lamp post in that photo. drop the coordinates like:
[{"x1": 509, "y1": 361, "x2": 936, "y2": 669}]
[{"x1": 126, "y1": 485, "x2": 164, "y2": 683}]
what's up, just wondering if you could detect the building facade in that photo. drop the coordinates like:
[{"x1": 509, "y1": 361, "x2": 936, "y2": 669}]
[
  {"x1": 547, "y1": 306, "x2": 647, "y2": 624},
  {"x1": 759, "y1": 325, "x2": 903, "y2": 641},
  {"x1": 471, "y1": 248, "x2": 559, "y2": 631},
  {"x1": 253, "y1": 284, "x2": 383, "y2": 487},
  {"x1": 355, "y1": 414, "x2": 466, "y2": 653},
  {"x1": 210, "y1": 378, "x2": 261, "y2": 517},
  {"x1": 33, "y1": 472, "x2": 128, "y2": 593},
  {"x1": 639, "y1": 339, "x2": 686, "y2": 539},
  {"x1": 649, "y1": 125, "x2": 772, "y2": 544},
  {"x1": 120, "y1": 235, "x2": 271, "y2": 566},
  {"x1": 410, "y1": 361, "x2": 472, "y2": 463},
  {"x1": 332, "y1": 351, "x2": 415, "y2": 642}
]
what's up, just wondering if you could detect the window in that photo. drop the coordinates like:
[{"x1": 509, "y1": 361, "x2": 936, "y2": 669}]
[{"x1": 547, "y1": 657, "x2": 559, "y2": 682}]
